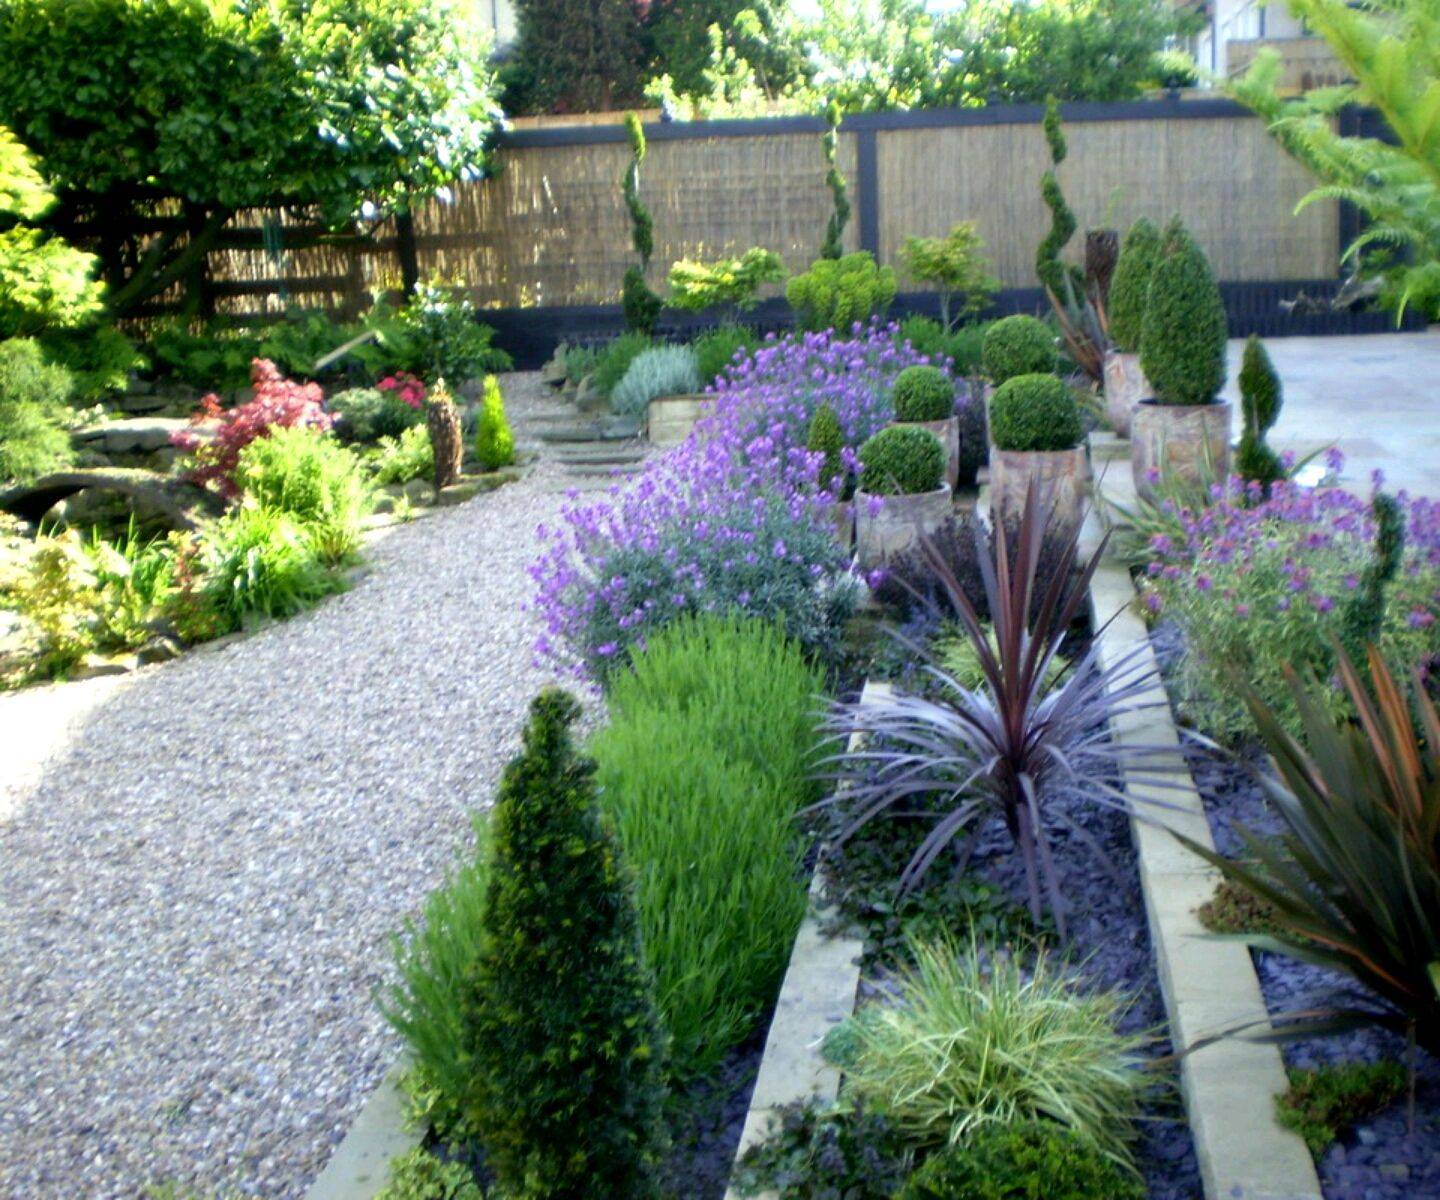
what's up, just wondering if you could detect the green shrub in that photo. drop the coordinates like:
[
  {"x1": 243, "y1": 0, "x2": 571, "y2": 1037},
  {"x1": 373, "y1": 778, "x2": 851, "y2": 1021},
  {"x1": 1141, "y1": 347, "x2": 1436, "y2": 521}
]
[
  {"x1": 369, "y1": 425, "x2": 434, "y2": 487},
  {"x1": 38, "y1": 323, "x2": 142, "y2": 402},
  {"x1": 807, "y1": 402, "x2": 848, "y2": 497},
  {"x1": 858, "y1": 425, "x2": 946, "y2": 495},
  {"x1": 1107, "y1": 217, "x2": 1163, "y2": 354},
  {"x1": 786, "y1": 252, "x2": 897, "y2": 332},
  {"x1": 591, "y1": 615, "x2": 819, "y2": 1075},
  {"x1": 898, "y1": 315, "x2": 949, "y2": 359},
  {"x1": 232, "y1": 426, "x2": 373, "y2": 566},
  {"x1": 474, "y1": 374, "x2": 514, "y2": 469},
  {"x1": 693, "y1": 322, "x2": 758, "y2": 384},
  {"x1": 382, "y1": 818, "x2": 491, "y2": 1146},
  {"x1": 981, "y1": 316, "x2": 1057, "y2": 384},
  {"x1": 989, "y1": 373, "x2": 1081, "y2": 452},
  {"x1": 1276, "y1": 1062, "x2": 1407, "y2": 1156},
  {"x1": 462, "y1": 689, "x2": 668, "y2": 1198},
  {"x1": 946, "y1": 321, "x2": 992, "y2": 378},
  {"x1": 1236, "y1": 334, "x2": 1285, "y2": 489},
  {"x1": 897, "y1": 1122, "x2": 1144, "y2": 1200},
  {"x1": 731, "y1": 1100, "x2": 913, "y2": 1199},
  {"x1": 382, "y1": 281, "x2": 513, "y2": 384},
  {"x1": 328, "y1": 386, "x2": 424, "y2": 445},
  {"x1": 667, "y1": 247, "x2": 783, "y2": 311},
  {"x1": 375, "y1": 1147, "x2": 483, "y2": 1200},
  {"x1": 622, "y1": 265, "x2": 663, "y2": 336},
  {"x1": 610, "y1": 344, "x2": 702, "y2": 418},
  {"x1": 898, "y1": 221, "x2": 998, "y2": 331},
  {"x1": 558, "y1": 340, "x2": 601, "y2": 385},
  {"x1": 621, "y1": 113, "x2": 663, "y2": 334},
  {"x1": 892, "y1": 365, "x2": 955, "y2": 423},
  {"x1": 838, "y1": 937, "x2": 1149, "y2": 1165},
  {"x1": 591, "y1": 331, "x2": 653, "y2": 397},
  {"x1": 1139, "y1": 219, "x2": 1227, "y2": 406},
  {"x1": 1035, "y1": 98, "x2": 1080, "y2": 300},
  {"x1": 196, "y1": 506, "x2": 344, "y2": 632},
  {"x1": 0, "y1": 336, "x2": 72, "y2": 483},
  {"x1": 146, "y1": 318, "x2": 261, "y2": 391}
]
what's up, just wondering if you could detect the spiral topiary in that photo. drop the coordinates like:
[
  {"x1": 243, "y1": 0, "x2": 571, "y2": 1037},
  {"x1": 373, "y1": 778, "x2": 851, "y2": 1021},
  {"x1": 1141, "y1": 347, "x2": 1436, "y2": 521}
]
[
  {"x1": 621, "y1": 113, "x2": 663, "y2": 334},
  {"x1": 1035, "y1": 97, "x2": 1081, "y2": 300},
  {"x1": 820, "y1": 101, "x2": 850, "y2": 260},
  {"x1": 1235, "y1": 335, "x2": 1285, "y2": 489},
  {"x1": 1107, "y1": 217, "x2": 1163, "y2": 354},
  {"x1": 858, "y1": 424, "x2": 946, "y2": 495},
  {"x1": 893, "y1": 365, "x2": 955, "y2": 423},
  {"x1": 989, "y1": 373, "x2": 1082, "y2": 452},
  {"x1": 981, "y1": 315, "x2": 1058, "y2": 385},
  {"x1": 1139, "y1": 218, "x2": 1227, "y2": 406}
]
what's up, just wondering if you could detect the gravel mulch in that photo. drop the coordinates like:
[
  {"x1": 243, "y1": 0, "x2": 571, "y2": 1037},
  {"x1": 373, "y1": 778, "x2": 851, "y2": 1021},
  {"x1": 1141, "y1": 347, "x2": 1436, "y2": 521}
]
[{"x1": 0, "y1": 373, "x2": 601, "y2": 1199}]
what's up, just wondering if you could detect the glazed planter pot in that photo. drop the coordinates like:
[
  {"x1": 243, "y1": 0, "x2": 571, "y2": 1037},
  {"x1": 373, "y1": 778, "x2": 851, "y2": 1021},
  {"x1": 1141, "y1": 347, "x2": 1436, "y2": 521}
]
[
  {"x1": 854, "y1": 485, "x2": 953, "y2": 570},
  {"x1": 647, "y1": 393, "x2": 711, "y2": 447},
  {"x1": 1131, "y1": 400, "x2": 1231, "y2": 498},
  {"x1": 989, "y1": 445, "x2": 1088, "y2": 540},
  {"x1": 1102, "y1": 350, "x2": 1149, "y2": 438},
  {"x1": 898, "y1": 416, "x2": 960, "y2": 490}
]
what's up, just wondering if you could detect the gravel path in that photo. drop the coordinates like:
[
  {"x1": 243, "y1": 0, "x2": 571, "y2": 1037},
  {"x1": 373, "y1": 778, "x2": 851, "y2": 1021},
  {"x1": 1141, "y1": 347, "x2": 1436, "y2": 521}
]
[{"x1": 0, "y1": 374, "x2": 599, "y2": 1199}]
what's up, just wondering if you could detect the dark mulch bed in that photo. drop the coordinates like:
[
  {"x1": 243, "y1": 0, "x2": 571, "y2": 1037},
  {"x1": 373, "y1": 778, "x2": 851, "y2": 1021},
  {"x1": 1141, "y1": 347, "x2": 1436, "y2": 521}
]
[
  {"x1": 661, "y1": 1033, "x2": 765, "y2": 1200},
  {"x1": 1151, "y1": 619, "x2": 1440, "y2": 1200}
]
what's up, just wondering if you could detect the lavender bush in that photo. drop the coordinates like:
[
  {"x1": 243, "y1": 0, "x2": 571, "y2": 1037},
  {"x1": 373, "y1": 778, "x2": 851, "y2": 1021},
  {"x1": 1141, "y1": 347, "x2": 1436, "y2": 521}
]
[{"x1": 531, "y1": 324, "x2": 932, "y2": 678}]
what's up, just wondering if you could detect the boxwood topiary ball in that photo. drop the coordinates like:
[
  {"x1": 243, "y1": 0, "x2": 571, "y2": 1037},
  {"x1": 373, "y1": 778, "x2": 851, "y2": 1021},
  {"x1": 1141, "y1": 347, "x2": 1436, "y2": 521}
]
[
  {"x1": 858, "y1": 424, "x2": 947, "y2": 496},
  {"x1": 893, "y1": 364, "x2": 956, "y2": 423},
  {"x1": 981, "y1": 315, "x2": 1058, "y2": 385},
  {"x1": 989, "y1": 373, "x2": 1082, "y2": 452}
]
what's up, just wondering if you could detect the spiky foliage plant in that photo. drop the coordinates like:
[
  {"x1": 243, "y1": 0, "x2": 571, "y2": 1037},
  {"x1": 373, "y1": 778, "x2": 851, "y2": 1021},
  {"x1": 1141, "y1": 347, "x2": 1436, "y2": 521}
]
[
  {"x1": 1176, "y1": 646, "x2": 1440, "y2": 1056},
  {"x1": 474, "y1": 374, "x2": 515, "y2": 470},
  {"x1": 820, "y1": 100, "x2": 850, "y2": 260},
  {"x1": 1230, "y1": 0, "x2": 1440, "y2": 321},
  {"x1": 621, "y1": 113, "x2": 663, "y2": 333},
  {"x1": 462, "y1": 689, "x2": 668, "y2": 1198},
  {"x1": 1138, "y1": 218, "x2": 1227, "y2": 406},
  {"x1": 1236, "y1": 335, "x2": 1286, "y2": 490},
  {"x1": 821, "y1": 486, "x2": 1169, "y2": 933},
  {"x1": 1107, "y1": 217, "x2": 1163, "y2": 353}
]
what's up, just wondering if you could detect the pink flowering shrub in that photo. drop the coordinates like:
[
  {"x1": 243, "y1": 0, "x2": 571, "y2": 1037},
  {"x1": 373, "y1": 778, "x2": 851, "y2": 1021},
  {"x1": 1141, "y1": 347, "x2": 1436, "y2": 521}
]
[
  {"x1": 1139, "y1": 459, "x2": 1440, "y2": 738},
  {"x1": 377, "y1": 372, "x2": 427, "y2": 409},
  {"x1": 531, "y1": 323, "x2": 933, "y2": 678},
  {"x1": 171, "y1": 359, "x2": 332, "y2": 497}
]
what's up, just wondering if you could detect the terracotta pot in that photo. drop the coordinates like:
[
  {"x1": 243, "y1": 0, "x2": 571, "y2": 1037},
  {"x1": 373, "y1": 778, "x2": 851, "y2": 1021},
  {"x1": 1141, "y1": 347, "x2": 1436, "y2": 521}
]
[
  {"x1": 1131, "y1": 400, "x2": 1231, "y2": 498},
  {"x1": 854, "y1": 485, "x2": 953, "y2": 570},
  {"x1": 899, "y1": 415, "x2": 960, "y2": 490},
  {"x1": 989, "y1": 446, "x2": 1088, "y2": 540},
  {"x1": 1102, "y1": 350, "x2": 1149, "y2": 438},
  {"x1": 646, "y1": 393, "x2": 711, "y2": 447}
]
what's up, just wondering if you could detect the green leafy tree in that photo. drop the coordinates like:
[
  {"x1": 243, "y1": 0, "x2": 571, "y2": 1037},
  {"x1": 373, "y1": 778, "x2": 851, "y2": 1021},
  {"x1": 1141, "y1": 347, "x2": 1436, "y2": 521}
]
[
  {"x1": 0, "y1": 0, "x2": 501, "y2": 316},
  {"x1": 505, "y1": 0, "x2": 647, "y2": 115},
  {"x1": 898, "y1": 222, "x2": 998, "y2": 330},
  {"x1": 462, "y1": 689, "x2": 669, "y2": 1198},
  {"x1": 1231, "y1": 0, "x2": 1440, "y2": 320},
  {"x1": 1139, "y1": 219, "x2": 1227, "y2": 406}
]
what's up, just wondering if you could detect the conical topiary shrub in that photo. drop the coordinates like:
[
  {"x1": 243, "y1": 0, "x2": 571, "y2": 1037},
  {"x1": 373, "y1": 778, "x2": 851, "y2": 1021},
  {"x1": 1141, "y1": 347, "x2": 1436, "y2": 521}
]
[
  {"x1": 1236, "y1": 335, "x2": 1285, "y2": 490},
  {"x1": 474, "y1": 374, "x2": 515, "y2": 470},
  {"x1": 1107, "y1": 217, "x2": 1163, "y2": 354},
  {"x1": 461, "y1": 689, "x2": 668, "y2": 1199},
  {"x1": 1139, "y1": 219, "x2": 1227, "y2": 407}
]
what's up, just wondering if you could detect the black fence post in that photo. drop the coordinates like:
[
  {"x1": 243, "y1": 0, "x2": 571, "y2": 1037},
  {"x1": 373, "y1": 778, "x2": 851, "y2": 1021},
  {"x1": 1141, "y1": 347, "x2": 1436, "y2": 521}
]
[
  {"x1": 395, "y1": 211, "x2": 420, "y2": 296},
  {"x1": 855, "y1": 127, "x2": 881, "y2": 258}
]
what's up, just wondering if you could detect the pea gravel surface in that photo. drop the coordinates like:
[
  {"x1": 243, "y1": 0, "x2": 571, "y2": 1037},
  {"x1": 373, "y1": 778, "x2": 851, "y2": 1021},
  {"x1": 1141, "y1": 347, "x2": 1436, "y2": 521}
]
[{"x1": 0, "y1": 374, "x2": 614, "y2": 1199}]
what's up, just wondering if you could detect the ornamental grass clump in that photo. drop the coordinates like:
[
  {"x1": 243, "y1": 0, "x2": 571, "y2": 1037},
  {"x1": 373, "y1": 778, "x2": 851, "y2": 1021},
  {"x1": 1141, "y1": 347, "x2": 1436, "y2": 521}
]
[
  {"x1": 980, "y1": 316, "x2": 1057, "y2": 385},
  {"x1": 591, "y1": 615, "x2": 821, "y2": 1075},
  {"x1": 1139, "y1": 219, "x2": 1227, "y2": 406},
  {"x1": 858, "y1": 425, "x2": 946, "y2": 496},
  {"x1": 462, "y1": 690, "x2": 668, "y2": 1198},
  {"x1": 989, "y1": 374, "x2": 1082, "y2": 452},
  {"x1": 837, "y1": 937, "x2": 1150, "y2": 1166},
  {"x1": 1106, "y1": 218, "x2": 1163, "y2": 354},
  {"x1": 892, "y1": 364, "x2": 955, "y2": 423},
  {"x1": 610, "y1": 344, "x2": 702, "y2": 417}
]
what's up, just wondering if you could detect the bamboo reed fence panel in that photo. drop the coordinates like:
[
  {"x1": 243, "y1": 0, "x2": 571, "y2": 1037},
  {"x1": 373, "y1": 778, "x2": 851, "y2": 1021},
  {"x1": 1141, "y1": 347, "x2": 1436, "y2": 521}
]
[{"x1": 876, "y1": 117, "x2": 1336, "y2": 289}]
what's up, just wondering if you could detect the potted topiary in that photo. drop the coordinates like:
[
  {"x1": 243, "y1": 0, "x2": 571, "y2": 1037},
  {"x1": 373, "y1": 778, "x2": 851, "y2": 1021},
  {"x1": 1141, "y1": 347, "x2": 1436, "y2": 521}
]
[
  {"x1": 1133, "y1": 219, "x2": 1230, "y2": 495},
  {"x1": 980, "y1": 314, "x2": 1058, "y2": 401},
  {"x1": 853, "y1": 424, "x2": 950, "y2": 569},
  {"x1": 988, "y1": 373, "x2": 1087, "y2": 537},
  {"x1": 891, "y1": 364, "x2": 961, "y2": 489},
  {"x1": 1104, "y1": 217, "x2": 1162, "y2": 437}
]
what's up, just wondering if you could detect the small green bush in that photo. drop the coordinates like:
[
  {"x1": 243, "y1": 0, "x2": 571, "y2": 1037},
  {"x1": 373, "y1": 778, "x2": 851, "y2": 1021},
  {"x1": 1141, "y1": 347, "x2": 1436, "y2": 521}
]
[
  {"x1": 611, "y1": 344, "x2": 702, "y2": 418},
  {"x1": 898, "y1": 315, "x2": 949, "y2": 359},
  {"x1": 897, "y1": 318, "x2": 992, "y2": 379},
  {"x1": 622, "y1": 265, "x2": 663, "y2": 336},
  {"x1": 693, "y1": 322, "x2": 758, "y2": 384},
  {"x1": 382, "y1": 281, "x2": 513, "y2": 384},
  {"x1": 981, "y1": 316, "x2": 1057, "y2": 384},
  {"x1": 559, "y1": 340, "x2": 601, "y2": 385},
  {"x1": 786, "y1": 252, "x2": 897, "y2": 332},
  {"x1": 39, "y1": 323, "x2": 142, "y2": 402},
  {"x1": 946, "y1": 322, "x2": 992, "y2": 378},
  {"x1": 989, "y1": 373, "x2": 1082, "y2": 452},
  {"x1": 838, "y1": 937, "x2": 1149, "y2": 1165},
  {"x1": 807, "y1": 402, "x2": 848, "y2": 497},
  {"x1": 196, "y1": 506, "x2": 344, "y2": 632},
  {"x1": 232, "y1": 426, "x2": 373, "y2": 565},
  {"x1": 474, "y1": 375, "x2": 515, "y2": 469},
  {"x1": 893, "y1": 365, "x2": 955, "y2": 423},
  {"x1": 369, "y1": 425, "x2": 433, "y2": 486},
  {"x1": 463, "y1": 690, "x2": 668, "y2": 1199},
  {"x1": 375, "y1": 1147, "x2": 483, "y2": 1200},
  {"x1": 1106, "y1": 217, "x2": 1162, "y2": 354},
  {"x1": 896, "y1": 1122, "x2": 1144, "y2": 1200},
  {"x1": 858, "y1": 425, "x2": 946, "y2": 496},
  {"x1": 1236, "y1": 334, "x2": 1285, "y2": 488},
  {"x1": 667, "y1": 247, "x2": 784, "y2": 311},
  {"x1": 591, "y1": 331, "x2": 653, "y2": 397},
  {"x1": 0, "y1": 336, "x2": 73, "y2": 483},
  {"x1": 1276, "y1": 1061, "x2": 1407, "y2": 1156},
  {"x1": 591, "y1": 615, "x2": 820, "y2": 1076},
  {"x1": 329, "y1": 386, "x2": 424, "y2": 444},
  {"x1": 1139, "y1": 219, "x2": 1227, "y2": 406}
]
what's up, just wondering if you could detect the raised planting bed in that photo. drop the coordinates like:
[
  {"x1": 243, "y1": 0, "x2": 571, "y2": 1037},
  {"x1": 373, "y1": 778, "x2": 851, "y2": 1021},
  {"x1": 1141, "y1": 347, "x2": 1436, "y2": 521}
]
[{"x1": 1150, "y1": 620, "x2": 1440, "y2": 1200}]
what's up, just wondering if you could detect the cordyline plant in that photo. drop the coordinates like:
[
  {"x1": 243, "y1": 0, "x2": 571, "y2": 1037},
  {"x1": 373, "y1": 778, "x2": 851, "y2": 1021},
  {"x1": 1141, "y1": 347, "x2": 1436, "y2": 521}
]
[
  {"x1": 819, "y1": 487, "x2": 1175, "y2": 936},
  {"x1": 1177, "y1": 645, "x2": 1440, "y2": 1057}
]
